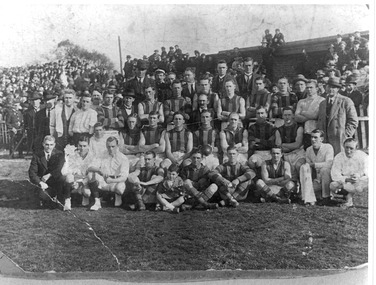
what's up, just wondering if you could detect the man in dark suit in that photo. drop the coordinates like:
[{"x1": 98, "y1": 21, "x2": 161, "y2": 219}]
[
  {"x1": 317, "y1": 77, "x2": 358, "y2": 156},
  {"x1": 24, "y1": 91, "x2": 42, "y2": 152},
  {"x1": 182, "y1": 67, "x2": 197, "y2": 102},
  {"x1": 28, "y1": 135, "x2": 65, "y2": 208},
  {"x1": 34, "y1": 90, "x2": 56, "y2": 152},
  {"x1": 125, "y1": 60, "x2": 155, "y2": 105},
  {"x1": 211, "y1": 60, "x2": 239, "y2": 98},
  {"x1": 236, "y1": 57, "x2": 258, "y2": 102}
]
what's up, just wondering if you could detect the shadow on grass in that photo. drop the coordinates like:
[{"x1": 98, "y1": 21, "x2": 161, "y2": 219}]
[{"x1": 0, "y1": 180, "x2": 41, "y2": 210}]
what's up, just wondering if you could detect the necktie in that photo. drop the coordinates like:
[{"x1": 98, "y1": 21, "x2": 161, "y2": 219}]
[
  {"x1": 190, "y1": 84, "x2": 194, "y2": 94},
  {"x1": 245, "y1": 74, "x2": 250, "y2": 83},
  {"x1": 326, "y1": 98, "x2": 333, "y2": 117},
  {"x1": 47, "y1": 109, "x2": 50, "y2": 118},
  {"x1": 47, "y1": 154, "x2": 50, "y2": 162}
]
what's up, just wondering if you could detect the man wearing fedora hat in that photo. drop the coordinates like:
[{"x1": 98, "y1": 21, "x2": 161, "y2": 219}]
[
  {"x1": 119, "y1": 88, "x2": 138, "y2": 124},
  {"x1": 125, "y1": 60, "x2": 155, "y2": 106},
  {"x1": 34, "y1": 90, "x2": 57, "y2": 151},
  {"x1": 317, "y1": 77, "x2": 358, "y2": 156},
  {"x1": 24, "y1": 91, "x2": 42, "y2": 152}
]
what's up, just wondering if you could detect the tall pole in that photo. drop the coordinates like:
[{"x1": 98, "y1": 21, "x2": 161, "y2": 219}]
[{"x1": 118, "y1": 36, "x2": 123, "y2": 76}]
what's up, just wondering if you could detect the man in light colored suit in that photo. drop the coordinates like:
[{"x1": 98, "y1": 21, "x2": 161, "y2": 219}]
[
  {"x1": 299, "y1": 129, "x2": 334, "y2": 206},
  {"x1": 317, "y1": 77, "x2": 358, "y2": 156}
]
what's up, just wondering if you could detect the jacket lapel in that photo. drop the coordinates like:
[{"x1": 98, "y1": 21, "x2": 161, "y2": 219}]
[
  {"x1": 41, "y1": 153, "x2": 48, "y2": 170},
  {"x1": 329, "y1": 97, "x2": 340, "y2": 123}
]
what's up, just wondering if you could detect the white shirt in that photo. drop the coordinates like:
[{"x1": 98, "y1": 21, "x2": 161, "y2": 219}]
[{"x1": 331, "y1": 150, "x2": 368, "y2": 184}]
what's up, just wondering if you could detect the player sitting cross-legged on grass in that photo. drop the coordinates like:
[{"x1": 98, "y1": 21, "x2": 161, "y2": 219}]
[
  {"x1": 155, "y1": 164, "x2": 185, "y2": 213},
  {"x1": 209, "y1": 145, "x2": 255, "y2": 207},
  {"x1": 255, "y1": 146, "x2": 295, "y2": 204},
  {"x1": 61, "y1": 136, "x2": 95, "y2": 211},
  {"x1": 127, "y1": 151, "x2": 165, "y2": 211},
  {"x1": 180, "y1": 149, "x2": 219, "y2": 210}
]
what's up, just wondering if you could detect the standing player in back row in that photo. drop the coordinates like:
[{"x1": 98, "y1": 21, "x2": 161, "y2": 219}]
[
  {"x1": 217, "y1": 78, "x2": 246, "y2": 129},
  {"x1": 271, "y1": 77, "x2": 298, "y2": 127}
]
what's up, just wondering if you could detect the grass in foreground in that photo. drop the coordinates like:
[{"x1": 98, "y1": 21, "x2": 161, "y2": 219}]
[{"x1": 0, "y1": 180, "x2": 368, "y2": 272}]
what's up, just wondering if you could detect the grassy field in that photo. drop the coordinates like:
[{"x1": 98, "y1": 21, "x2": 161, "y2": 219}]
[{"x1": 0, "y1": 179, "x2": 368, "y2": 273}]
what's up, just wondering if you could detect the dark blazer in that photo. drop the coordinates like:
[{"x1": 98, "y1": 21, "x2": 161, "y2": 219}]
[
  {"x1": 34, "y1": 108, "x2": 51, "y2": 150},
  {"x1": 125, "y1": 76, "x2": 155, "y2": 104},
  {"x1": 182, "y1": 81, "x2": 197, "y2": 102},
  {"x1": 317, "y1": 94, "x2": 358, "y2": 156},
  {"x1": 28, "y1": 148, "x2": 65, "y2": 185},
  {"x1": 236, "y1": 72, "x2": 258, "y2": 101},
  {"x1": 211, "y1": 74, "x2": 239, "y2": 98}
]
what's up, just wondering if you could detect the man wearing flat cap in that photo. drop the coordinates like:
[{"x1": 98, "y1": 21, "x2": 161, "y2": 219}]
[
  {"x1": 333, "y1": 34, "x2": 343, "y2": 53},
  {"x1": 317, "y1": 77, "x2": 358, "y2": 156},
  {"x1": 125, "y1": 60, "x2": 155, "y2": 106},
  {"x1": 123, "y1": 55, "x2": 134, "y2": 81},
  {"x1": 348, "y1": 40, "x2": 362, "y2": 69},
  {"x1": 154, "y1": 69, "x2": 171, "y2": 102},
  {"x1": 336, "y1": 41, "x2": 349, "y2": 72},
  {"x1": 344, "y1": 76, "x2": 363, "y2": 116},
  {"x1": 293, "y1": 74, "x2": 308, "y2": 101}
]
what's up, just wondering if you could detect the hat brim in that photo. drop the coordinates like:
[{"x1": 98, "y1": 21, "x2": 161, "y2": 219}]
[
  {"x1": 293, "y1": 78, "x2": 308, "y2": 84},
  {"x1": 328, "y1": 83, "x2": 342, "y2": 88}
]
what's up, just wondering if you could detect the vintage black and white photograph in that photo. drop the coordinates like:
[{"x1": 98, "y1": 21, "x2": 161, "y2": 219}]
[{"x1": 0, "y1": 2, "x2": 372, "y2": 284}]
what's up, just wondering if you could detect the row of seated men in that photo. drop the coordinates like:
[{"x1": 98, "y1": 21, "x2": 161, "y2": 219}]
[{"x1": 28, "y1": 109, "x2": 368, "y2": 212}]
